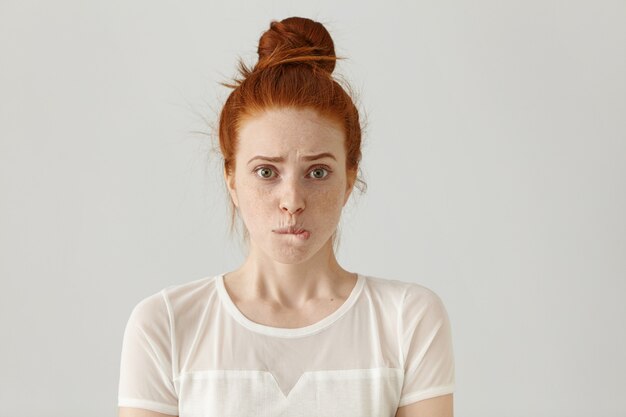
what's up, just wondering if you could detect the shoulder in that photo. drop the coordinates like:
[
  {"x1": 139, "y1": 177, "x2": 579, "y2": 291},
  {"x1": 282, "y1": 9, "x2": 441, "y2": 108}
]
[
  {"x1": 127, "y1": 274, "x2": 219, "y2": 327},
  {"x1": 161, "y1": 274, "x2": 218, "y2": 306},
  {"x1": 361, "y1": 273, "x2": 445, "y2": 308},
  {"x1": 359, "y1": 273, "x2": 451, "y2": 331}
]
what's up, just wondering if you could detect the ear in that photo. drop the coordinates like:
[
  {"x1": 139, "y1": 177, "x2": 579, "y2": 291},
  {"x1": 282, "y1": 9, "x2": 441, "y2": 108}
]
[
  {"x1": 224, "y1": 166, "x2": 239, "y2": 208},
  {"x1": 343, "y1": 169, "x2": 356, "y2": 206}
]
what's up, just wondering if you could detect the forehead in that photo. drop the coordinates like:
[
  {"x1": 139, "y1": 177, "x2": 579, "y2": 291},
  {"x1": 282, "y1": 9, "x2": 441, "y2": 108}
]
[{"x1": 236, "y1": 107, "x2": 345, "y2": 158}]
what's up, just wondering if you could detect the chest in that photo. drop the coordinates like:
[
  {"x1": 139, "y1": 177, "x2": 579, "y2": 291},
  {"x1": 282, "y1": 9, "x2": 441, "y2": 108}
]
[
  {"x1": 233, "y1": 298, "x2": 346, "y2": 328},
  {"x1": 175, "y1": 367, "x2": 403, "y2": 417}
]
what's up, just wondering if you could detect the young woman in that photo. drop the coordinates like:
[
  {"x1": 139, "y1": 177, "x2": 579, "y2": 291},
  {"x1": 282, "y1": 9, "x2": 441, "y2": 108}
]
[{"x1": 118, "y1": 16, "x2": 455, "y2": 417}]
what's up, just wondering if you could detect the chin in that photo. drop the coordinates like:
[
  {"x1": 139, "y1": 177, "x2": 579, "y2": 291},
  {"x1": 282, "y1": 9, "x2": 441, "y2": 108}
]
[
  {"x1": 270, "y1": 240, "x2": 320, "y2": 264},
  {"x1": 270, "y1": 246, "x2": 315, "y2": 264},
  {"x1": 249, "y1": 231, "x2": 332, "y2": 263}
]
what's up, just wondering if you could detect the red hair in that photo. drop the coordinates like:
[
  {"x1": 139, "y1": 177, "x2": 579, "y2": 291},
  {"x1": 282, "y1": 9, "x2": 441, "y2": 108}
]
[{"x1": 218, "y1": 16, "x2": 367, "y2": 242}]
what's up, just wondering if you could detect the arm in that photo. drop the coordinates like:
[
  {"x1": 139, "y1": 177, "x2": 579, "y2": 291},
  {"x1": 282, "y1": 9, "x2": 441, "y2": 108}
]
[
  {"x1": 397, "y1": 285, "x2": 455, "y2": 415},
  {"x1": 118, "y1": 293, "x2": 179, "y2": 416},
  {"x1": 395, "y1": 393, "x2": 453, "y2": 417},
  {"x1": 119, "y1": 407, "x2": 177, "y2": 417}
]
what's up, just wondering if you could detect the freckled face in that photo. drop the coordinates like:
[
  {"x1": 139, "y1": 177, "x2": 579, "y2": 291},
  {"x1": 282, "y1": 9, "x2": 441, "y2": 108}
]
[{"x1": 225, "y1": 107, "x2": 354, "y2": 263}]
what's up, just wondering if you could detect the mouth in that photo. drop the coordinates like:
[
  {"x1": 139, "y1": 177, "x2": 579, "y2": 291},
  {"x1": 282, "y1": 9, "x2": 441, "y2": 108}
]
[{"x1": 273, "y1": 226, "x2": 311, "y2": 240}]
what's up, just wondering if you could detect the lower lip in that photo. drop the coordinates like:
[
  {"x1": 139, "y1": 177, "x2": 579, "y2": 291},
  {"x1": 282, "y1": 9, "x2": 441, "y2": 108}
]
[{"x1": 277, "y1": 230, "x2": 310, "y2": 240}]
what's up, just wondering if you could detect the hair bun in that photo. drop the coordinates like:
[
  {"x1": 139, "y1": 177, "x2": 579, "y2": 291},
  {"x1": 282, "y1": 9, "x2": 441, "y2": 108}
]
[{"x1": 255, "y1": 16, "x2": 337, "y2": 75}]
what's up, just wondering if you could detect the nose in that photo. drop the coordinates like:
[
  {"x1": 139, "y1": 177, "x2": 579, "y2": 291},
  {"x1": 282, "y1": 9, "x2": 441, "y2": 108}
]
[{"x1": 279, "y1": 178, "x2": 305, "y2": 215}]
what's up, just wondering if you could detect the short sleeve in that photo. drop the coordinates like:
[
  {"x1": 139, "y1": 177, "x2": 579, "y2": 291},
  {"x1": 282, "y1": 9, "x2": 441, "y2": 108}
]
[
  {"x1": 398, "y1": 285, "x2": 455, "y2": 407},
  {"x1": 118, "y1": 291, "x2": 179, "y2": 415}
]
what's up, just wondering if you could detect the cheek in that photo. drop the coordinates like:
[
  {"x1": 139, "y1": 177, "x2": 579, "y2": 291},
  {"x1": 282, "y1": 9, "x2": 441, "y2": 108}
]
[
  {"x1": 240, "y1": 183, "x2": 271, "y2": 204},
  {"x1": 310, "y1": 182, "x2": 346, "y2": 214},
  {"x1": 237, "y1": 182, "x2": 274, "y2": 221}
]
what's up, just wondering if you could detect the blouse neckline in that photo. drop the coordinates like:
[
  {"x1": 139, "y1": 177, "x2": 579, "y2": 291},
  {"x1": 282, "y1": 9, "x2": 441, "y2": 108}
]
[{"x1": 215, "y1": 272, "x2": 366, "y2": 338}]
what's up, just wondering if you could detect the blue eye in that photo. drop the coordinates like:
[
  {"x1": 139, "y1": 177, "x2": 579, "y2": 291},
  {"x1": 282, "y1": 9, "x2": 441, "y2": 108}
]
[
  {"x1": 255, "y1": 167, "x2": 275, "y2": 179},
  {"x1": 309, "y1": 167, "x2": 329, "y2": 179}
]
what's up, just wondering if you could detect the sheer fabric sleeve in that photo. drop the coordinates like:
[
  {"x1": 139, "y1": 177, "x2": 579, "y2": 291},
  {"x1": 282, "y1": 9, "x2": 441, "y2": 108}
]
[
  {"x1": 397, "y1": 284, "x2": 455, "y2": 407},
  {"x1": 117, "y1": 291, "x2": 179, "y2": 415}
]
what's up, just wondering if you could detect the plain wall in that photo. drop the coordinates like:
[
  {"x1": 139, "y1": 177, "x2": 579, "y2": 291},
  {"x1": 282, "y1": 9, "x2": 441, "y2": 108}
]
[{"x1": 1, "y1": 0, "x2": 624, "y2": 416}]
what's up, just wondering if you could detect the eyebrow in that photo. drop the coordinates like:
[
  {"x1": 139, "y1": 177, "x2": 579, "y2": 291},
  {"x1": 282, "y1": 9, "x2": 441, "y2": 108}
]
[{"x1": 247, "y1": 152, "x2": 337, "y2": 165}]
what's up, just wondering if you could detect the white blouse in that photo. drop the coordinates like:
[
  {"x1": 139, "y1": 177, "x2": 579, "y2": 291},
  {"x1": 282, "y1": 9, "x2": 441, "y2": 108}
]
[{"x1": 118, "y1": 273, "x2": 455, "y2": 416}]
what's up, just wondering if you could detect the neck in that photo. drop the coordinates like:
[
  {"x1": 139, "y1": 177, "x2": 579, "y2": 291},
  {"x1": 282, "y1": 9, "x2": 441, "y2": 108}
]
[{"x1": 225, "y1": 238, "x2": 356, "y2": 308}]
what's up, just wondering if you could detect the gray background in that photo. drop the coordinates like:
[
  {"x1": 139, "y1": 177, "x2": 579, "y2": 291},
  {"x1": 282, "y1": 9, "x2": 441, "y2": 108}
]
[{"x1": 1, "y1": 0, "x2": 624, "y2": 416}]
